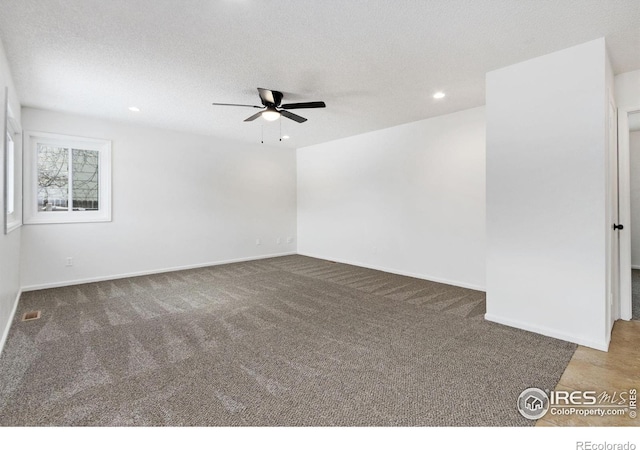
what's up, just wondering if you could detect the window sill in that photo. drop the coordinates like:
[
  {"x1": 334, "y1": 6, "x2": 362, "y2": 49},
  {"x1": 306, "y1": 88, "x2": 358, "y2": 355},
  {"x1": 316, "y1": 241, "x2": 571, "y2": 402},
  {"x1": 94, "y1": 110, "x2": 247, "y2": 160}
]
[
  {"x1": 24, "y1": 213, "x2": 112, "y2": 225},
  {"x1": 5, "y1": 220, "x2": 22, "y2": 234}
]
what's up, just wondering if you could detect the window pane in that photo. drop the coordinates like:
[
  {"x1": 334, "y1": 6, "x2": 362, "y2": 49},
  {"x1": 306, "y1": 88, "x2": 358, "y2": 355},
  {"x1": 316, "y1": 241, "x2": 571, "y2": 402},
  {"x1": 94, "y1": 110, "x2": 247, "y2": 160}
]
[
  {"x1": 6, "y1": 132, "x2": 14, "y2": 215},
  {"x1": 37, "y1": 144, "x2": 69, "y2": 212},
  {"x1": 72, "y1": 149, "x2": 99, "y2": 211}
]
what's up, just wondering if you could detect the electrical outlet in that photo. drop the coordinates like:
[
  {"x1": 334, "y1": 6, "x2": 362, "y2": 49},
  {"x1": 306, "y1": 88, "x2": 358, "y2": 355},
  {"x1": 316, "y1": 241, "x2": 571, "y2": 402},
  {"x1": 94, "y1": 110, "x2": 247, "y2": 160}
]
[
  {"x1": 276, "y1": 237, "x2": 282, "y2": 245},
  {"x1": 286, "y1": 237, "x2": 293, "y2": 244},
  {"x1": 256, "y1": 238, "x2": 261, "y2": 246},
  {"x1": 65, "y1": 257, "x2": 73, "y2": 267}
]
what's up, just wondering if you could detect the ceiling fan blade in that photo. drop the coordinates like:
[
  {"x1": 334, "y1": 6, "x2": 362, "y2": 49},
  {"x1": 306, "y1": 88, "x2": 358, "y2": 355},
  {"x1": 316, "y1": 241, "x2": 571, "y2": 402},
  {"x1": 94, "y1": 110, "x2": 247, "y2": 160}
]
[
  {"x1": 280, "y1": 110, "x2": 307, "y2": 123},
  {"x1": 281, "y1": 101, "x2": 326, "y2": 110},
  {"x1": 257, "y1": 88, "x2": 275, "y2": 105},
  {"x1": 257, "y1": 88, "x2": 284, "y2": 106},
  {"x1": 243, "y1": 111, "x2": 264, "y2": 122},
  {"x1": 272, "y1": 90, "x2": 283, "y2": 106},
  {"x1": 212, "y1": 102, "x2": 262, "y2": 108}
]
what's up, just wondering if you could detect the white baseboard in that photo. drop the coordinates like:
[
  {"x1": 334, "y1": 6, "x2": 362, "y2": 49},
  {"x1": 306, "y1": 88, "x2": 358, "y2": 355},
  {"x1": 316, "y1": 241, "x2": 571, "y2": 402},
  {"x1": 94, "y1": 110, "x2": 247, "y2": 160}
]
[
  {"x1": 297, "y1": 252, "x2": 486, "y2": 292},
  {"x1": 484, "y1": 313, "x2": 609, "y2": 352},
  {"x1": 0, "y1": 289, "x2": 22, "y2": 358},
  {"x1": 23, "y1": 251, "x2": 484, "y2": 293},
  {"x1": 21, "y1": 252, "x2": 297, "y2": 292}
]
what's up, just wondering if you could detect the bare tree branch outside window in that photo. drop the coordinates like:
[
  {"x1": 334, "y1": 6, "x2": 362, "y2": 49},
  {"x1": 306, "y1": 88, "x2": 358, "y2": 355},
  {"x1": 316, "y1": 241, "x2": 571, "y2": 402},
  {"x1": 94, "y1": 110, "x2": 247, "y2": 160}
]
[
  {"x1": 37, "y1": 145, "x2": 69, "y2": 211},
  {"x1": 37, "y1": 145, "x2": 99, "y2": 211}
]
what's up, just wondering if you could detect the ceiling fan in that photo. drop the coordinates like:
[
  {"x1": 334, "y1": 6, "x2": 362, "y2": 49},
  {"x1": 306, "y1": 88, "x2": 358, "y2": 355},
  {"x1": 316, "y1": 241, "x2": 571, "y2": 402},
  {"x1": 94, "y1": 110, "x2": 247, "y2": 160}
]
[{"x1": 212, "y1": 88, "x2": 326, "y2": 123}]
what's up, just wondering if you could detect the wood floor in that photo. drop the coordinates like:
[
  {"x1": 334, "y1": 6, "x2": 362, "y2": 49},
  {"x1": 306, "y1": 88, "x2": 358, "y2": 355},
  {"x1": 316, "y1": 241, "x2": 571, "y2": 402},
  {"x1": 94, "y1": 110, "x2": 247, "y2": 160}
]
[{"x1": 537, "y1": 320, "x2": 640, "y2": 427}]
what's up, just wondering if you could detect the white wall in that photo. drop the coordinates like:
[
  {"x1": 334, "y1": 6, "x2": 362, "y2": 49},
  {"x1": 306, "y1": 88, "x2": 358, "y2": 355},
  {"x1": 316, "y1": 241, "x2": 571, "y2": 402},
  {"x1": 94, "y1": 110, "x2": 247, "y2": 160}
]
[
  {"x1": 20, "y1": 108, "x2": 297, "y2": 289},
  {"x1": 297, "y1": 106, "x2": 486, "y2": 290},
  {"x1": 629, "y1": 131, "x2": 640, "y2": 267},
  {"x1": 605, "y1": 51, "x2": 616, "y2": 334},
  {"x1": 615, "y1": 70, "x2": 640, "y2": 109},
  {"x1": 486, "y1": 39, "x2": 610, "y2": 350},
  {"x1": 0, "y1": 38, "x2": 22, "y2": 353}
]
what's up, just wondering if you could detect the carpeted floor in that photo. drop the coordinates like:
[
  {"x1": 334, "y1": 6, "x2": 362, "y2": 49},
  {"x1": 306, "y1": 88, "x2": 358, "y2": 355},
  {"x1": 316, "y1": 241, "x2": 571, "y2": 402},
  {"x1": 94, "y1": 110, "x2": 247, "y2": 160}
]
[
  {"x1": 632, "y1": 270, "x2": 640, "y2": 320},
  {"x1": 0, "y1": 255, "x2": 576, "y2": 426}
]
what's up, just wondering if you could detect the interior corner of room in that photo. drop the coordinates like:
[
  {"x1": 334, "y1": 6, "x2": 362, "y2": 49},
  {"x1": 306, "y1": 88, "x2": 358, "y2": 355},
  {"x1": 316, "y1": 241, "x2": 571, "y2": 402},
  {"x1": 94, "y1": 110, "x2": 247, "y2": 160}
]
[{"x1": 0, "y1": 1, "x2": 639, "y2": 428}]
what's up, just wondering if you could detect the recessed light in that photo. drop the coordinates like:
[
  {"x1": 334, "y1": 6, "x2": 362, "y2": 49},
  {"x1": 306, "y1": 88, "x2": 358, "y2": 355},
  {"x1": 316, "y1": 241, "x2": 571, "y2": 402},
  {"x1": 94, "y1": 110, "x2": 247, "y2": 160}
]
[
  {"x1": 282, "y1": 135, "x2": 290, "y2": 140},
  {"x1": 128, "y1": 106, "x2": 140, "y2": 112},
  {"x1": 433, "y1": 92, "x2": 445, "y2": 99}
]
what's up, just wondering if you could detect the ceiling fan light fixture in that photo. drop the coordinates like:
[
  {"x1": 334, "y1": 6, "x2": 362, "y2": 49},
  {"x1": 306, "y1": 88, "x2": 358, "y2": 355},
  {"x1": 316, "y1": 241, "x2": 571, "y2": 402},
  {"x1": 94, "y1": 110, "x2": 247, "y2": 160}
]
[{"x1": 262, "y1": 108, "x2": 281, "y2": 121}]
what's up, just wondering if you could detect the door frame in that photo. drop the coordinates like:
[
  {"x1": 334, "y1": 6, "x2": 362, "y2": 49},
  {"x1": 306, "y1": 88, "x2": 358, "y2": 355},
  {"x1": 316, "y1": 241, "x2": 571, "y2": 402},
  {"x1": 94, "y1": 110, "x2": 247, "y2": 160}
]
[{"x1": 618, "y1": 105, "x2": 640, "y2": 321}]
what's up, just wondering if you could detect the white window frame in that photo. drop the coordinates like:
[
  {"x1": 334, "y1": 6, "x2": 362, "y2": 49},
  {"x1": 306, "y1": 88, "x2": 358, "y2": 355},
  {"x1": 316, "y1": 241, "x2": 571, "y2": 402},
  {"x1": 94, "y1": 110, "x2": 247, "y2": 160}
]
[
  {"x1": 24, "y1": 131, "x2": 112, "y2": 224},
  {"x1": 4, "y1": 100, "x2": 21, "y2": 234},
  {"x1": 5, "y1": 118, "x2": 18, "y2": 230},
  {"x1": 7, "y1": 131, "x2": 14, "y2": 215}
]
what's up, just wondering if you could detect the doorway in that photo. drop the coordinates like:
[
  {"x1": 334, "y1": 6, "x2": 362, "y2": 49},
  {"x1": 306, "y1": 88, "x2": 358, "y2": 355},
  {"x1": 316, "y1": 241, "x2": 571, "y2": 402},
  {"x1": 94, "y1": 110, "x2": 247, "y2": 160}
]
[{"x1": 618, "y1": 107, "x2": 640, "y2": 321}]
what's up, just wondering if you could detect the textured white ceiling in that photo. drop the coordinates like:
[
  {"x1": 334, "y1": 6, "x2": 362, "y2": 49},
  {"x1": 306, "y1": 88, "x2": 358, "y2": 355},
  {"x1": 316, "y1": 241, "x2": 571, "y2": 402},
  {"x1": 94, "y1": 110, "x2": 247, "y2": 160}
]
[{"x1": 0, "y1": 0, "x2": 639, "y2": 148}]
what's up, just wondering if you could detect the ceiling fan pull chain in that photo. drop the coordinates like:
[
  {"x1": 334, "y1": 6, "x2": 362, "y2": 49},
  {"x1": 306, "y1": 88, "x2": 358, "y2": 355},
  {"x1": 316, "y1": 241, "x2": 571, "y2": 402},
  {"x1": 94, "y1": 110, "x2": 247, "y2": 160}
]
[
  {"x1": 261, "y1": 125, "x2": 264, "y2": 144},
  {"x1": 279, "y1": 120, "x2": 282, "y2": 142}
]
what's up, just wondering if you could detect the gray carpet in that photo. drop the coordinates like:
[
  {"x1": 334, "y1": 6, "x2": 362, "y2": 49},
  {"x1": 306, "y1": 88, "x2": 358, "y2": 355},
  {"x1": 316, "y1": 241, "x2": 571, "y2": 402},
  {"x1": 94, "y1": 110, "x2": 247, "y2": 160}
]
[
  {"x1": 0, "y1": 255, "x2": 576, "y2": 426},
  {"x1": 632, "y1": 269, "x2": 640, "y2": 320}
]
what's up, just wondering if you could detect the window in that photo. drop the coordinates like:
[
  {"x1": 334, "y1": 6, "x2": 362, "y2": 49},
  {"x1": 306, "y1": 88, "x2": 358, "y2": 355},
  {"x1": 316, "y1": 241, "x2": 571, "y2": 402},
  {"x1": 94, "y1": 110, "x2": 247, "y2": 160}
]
[
  {"x1": 6, "y1": 130, "x2": 14, "y2": 216},
  {"x1": 4, "y1": 97, "x2": 21, "y2": 234},
  {"x1": 24, "y1": 131, "x2": 111, "y2": 224}
]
